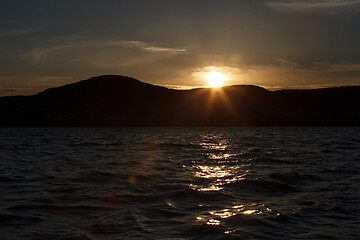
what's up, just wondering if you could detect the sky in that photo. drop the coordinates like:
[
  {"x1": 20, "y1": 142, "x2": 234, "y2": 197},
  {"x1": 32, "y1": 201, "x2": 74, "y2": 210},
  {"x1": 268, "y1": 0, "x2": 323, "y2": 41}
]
[{"x1": 0, "y1": 0, "x2": 360, "y2": 96}]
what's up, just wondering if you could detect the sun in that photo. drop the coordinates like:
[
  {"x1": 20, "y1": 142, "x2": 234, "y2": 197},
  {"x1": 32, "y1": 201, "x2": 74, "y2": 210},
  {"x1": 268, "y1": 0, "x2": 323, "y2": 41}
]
[{"x1": 206, "y1": 71, "x2": 227, "y2": 88}]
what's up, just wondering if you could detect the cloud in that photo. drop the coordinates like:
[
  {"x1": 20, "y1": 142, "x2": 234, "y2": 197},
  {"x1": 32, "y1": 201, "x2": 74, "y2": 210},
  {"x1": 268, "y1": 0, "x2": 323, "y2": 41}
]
[
  {"x1": 16, "y1": 35, "x2": 191, "y2": 89},
  {"x1": 26, "y1": 39, "x2": 188, "y2": 63},
  {"x1": 239, "y1": 61, "x2": 360, "y2": 89},
  {"x1": 266, "y1": 0, "x2": 360, "y2": 12},
  {"x1": 28, "y1": 45, "x2": 75, "y2": 60},
  {"x1": 0, "y1": 75, "x2": 75, "y2": 96},
  {"x1": 162, "y1": 84, "x2": 195, "y2": 90},
  {"x1": 0, "y1": 88, "x2": 18, "y2": 97},
  {"x1": 187, "y1": 61, "x2": 360, "y2": 90},
  {"x1": 113, "y1": 40, "x2": 188, "y2": 53},
  {"x1": 0, "y1": 27, "x2": 42, "y2": 37}
]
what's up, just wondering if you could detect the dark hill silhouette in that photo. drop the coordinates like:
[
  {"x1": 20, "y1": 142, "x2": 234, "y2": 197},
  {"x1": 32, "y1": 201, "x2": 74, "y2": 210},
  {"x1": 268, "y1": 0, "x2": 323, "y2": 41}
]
[{"x1": 0, "y1": 75, "x2": 359, "y2": 126}]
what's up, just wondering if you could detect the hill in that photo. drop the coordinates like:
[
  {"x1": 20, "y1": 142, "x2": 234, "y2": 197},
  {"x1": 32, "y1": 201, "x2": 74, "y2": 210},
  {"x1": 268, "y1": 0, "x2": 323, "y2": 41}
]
[{"x1": 0, "y1": 75, "x2": 359, "y2": 126}]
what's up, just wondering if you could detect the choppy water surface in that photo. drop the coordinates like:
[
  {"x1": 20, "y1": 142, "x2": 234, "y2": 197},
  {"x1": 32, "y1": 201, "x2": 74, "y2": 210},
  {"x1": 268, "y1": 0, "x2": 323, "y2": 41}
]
[{"x1": 0, "y1": 127, "x2": 359, "y2": 239}]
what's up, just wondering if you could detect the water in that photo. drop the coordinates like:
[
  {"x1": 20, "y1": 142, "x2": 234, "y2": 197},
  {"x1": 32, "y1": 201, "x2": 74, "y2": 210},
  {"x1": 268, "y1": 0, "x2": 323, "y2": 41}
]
[{"x1": 0, "y1": 127, "x2": 359, "y2": 240}]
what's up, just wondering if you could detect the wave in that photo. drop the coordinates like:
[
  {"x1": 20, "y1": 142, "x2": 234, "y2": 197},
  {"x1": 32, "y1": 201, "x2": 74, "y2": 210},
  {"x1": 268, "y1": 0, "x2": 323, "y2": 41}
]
[
  {"x1": 1, "y1": 127, "x2": 359, "y2": 240},
  {"x1": 71, "y1": 171, "x2": 151, "y2": 183},
  {"x1": 0, "y1": 213, "x2": 44, "y2": 225},
  {"x1": 226, "y1": 179, "x2": 298, "y2": 193},
  {"x1": 69, "y1": 140, "x2": 123, "y2": 147},
  {"x1": 169, "y1": 188, "x2": 236, "y2": 202},
  {"x1": 141, "y1": 142, "x2": 200, "y2": 151},
  {"x1": 7, "y1": 204, "x2": 111, "y2": 213},
  {"x1": 269, "y1": 172, "x2": 324, "y2": 184},
  {"x1": 252, "y1": 157, "x2": 305, "y2": 164}
]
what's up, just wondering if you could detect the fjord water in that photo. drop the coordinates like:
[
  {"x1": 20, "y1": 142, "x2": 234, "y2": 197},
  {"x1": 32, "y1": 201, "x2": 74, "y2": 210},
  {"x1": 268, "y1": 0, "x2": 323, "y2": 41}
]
[{"x1": 0, "y1": 128, "x2": 359, "y2": 240}]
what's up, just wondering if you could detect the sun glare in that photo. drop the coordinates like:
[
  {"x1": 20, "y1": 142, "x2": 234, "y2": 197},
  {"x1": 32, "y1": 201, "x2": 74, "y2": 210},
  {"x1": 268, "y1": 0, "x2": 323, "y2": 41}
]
[{"x1": 206, "y1": 71, "x2": 227, "y2": 88}]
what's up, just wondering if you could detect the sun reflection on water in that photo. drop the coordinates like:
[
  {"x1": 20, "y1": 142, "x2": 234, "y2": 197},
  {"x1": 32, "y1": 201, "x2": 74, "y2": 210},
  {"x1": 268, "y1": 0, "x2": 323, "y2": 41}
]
[
  {"x1": 200, "y1": 142, "x2": 228, "y2": 151},
  {"x1": 207, "y1": 153, "x2": 233, "y2": 159},
  {"x1": 188, "y1": 184, "x2": 223, "y2": 191},
  {"x1": 195, "y1": 165, "x2": 232, "y2": 179},
  {"x1": 185, "y1": 134, "x2": 279, "y2": 234},
  {"x1": 185, "y1": 135, "x2": 250, "y2": 192},
  {"x1": 196, "y1": 204, "x2": 273, "y2": 227},
  {"x1": 186, "y1": 163, "x2": 247, "y2": 192},
  {"x1": 209, "y1": 204, "x2": 265, "y2": 219},
  {"x1": 206, "y1": 218, "x2": 221, "y2": 225}
]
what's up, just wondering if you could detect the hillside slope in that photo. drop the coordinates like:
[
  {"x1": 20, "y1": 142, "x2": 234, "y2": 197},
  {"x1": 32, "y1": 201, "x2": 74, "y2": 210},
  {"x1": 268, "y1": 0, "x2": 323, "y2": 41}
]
[{"x1": 0, "y1": 75, "x2": 359, "y2": 126}]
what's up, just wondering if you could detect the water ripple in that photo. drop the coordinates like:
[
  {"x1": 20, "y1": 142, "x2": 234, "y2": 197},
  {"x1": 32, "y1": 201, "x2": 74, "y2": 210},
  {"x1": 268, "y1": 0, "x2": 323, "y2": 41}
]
[{"x1": 0, "y1": 127, "x2": 359, "y2": 239}]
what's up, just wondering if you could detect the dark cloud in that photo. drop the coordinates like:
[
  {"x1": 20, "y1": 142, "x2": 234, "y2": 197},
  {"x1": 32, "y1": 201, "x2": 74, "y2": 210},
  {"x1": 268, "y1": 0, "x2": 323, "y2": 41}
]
[
  {"x1": 266, "y1": 0, "x2": 360, "y2": 13},
  {"x1": 0, "y1": 0, "x2": 359, "y2": 94},
  {"x1": 0, "y1": 88, "x2": 18, "y2": 97}
]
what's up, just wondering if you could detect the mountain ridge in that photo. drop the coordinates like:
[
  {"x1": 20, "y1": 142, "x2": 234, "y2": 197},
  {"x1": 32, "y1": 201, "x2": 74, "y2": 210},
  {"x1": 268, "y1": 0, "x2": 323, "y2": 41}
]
[{"x1": 0, "y1": 75, "x2": 359, "y2": 126}]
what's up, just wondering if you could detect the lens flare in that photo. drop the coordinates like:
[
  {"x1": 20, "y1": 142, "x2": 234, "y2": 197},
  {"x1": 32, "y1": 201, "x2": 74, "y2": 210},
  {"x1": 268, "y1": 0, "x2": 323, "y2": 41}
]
[{"x1": 206, "y1": 71, "x2": 227, "y2": 88}]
